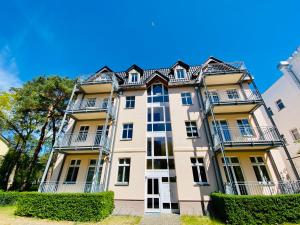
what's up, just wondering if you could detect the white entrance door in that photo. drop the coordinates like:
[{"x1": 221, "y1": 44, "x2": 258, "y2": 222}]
[{"x1": 146, "y1": 178, "x2": 160, "y2": 212}]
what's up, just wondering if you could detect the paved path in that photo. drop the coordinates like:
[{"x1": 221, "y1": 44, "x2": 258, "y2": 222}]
[{"x1": 139, "y1": 214, "x2": 180, "y2": 225}]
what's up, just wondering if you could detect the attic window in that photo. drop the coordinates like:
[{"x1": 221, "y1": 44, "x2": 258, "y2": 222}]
[
  {"x1": 129, "y1": 73, "x2": 139, "y2": 83},
  {"x1": 176, "y1": 69, "x2": 186, "y2": 79}
]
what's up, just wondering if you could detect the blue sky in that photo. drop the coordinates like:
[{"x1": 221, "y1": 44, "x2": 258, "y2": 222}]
[{"x1": 0, "y1": 0, "x2": 299, "y2": 92}]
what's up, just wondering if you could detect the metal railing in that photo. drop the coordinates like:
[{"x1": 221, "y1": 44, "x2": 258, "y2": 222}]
[
  {"x1": 67, "y1": 99, "x2": 116, "y2": 118},
  {"x1": 79, "y1": 72, "x2": 119, "y2": 90},
  {"x1": 54, "y1": 132, "x2": 111, "y2": 151},
  {"x1": 225, "y1": 180, "x2": 300, "y2": 195},
  {"x1": 205, "y1": 89, "x2": 261, "y2": 112},
  {"x1": 202, "y1": 61, "x2": 246, "y2": 75},
  {"x1": 39, "y1": 181, "x2": 104, "y2": 193},
  {"x1": 212, "y1": 126, "x2": 281, "y2": 147}
]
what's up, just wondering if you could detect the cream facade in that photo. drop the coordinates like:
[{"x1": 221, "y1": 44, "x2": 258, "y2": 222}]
[
  {"x1": 0, "y1": 134, "x2": 9, "y2": 162},
  {"x1": 40, "y1": 59, "x2": 299, "y2": 215},
  {"x1": 263, "y1": 46, "x2": 300, "y2": 178}
]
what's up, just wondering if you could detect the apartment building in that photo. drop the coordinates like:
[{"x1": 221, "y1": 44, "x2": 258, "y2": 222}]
[
  {"x1": 263, "y1": 46, "x2": 300, "y2": 177},
  {"x1": 39, "y1": 57, "x2": 299, "y2": 215}
]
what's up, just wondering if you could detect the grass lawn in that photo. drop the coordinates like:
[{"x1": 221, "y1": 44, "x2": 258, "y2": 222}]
[
  {"x1": 180, "y1": 215, "x2": 224, "y2": 225},
  {"x1": 0, "y1": 206, "x2": 141, "y2": 225}
]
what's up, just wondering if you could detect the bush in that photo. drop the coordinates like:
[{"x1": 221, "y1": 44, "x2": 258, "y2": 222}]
[
  {"x1": 15, "y1": 191, "x2": 114, "y2": 222},
  {"x1": 0, "y1": 191, "x2": 22, "y2": 206},
  {"x1": 211, "y1": 193, "x2": 300, "y2": 225}
]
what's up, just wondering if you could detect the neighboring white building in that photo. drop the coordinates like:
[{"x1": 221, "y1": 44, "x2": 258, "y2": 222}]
[{"x1": 263, "y1": 46, "x2": 300, "y2": 177}]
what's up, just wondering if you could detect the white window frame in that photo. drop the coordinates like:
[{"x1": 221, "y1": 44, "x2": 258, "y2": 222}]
[
  {"x1": 275, "y1": 99, "x2": 285, "y2": 111},
  {"x1": 65, "y1": 159, "x2": 81, "y2": 184},
  {"x1": 190, "y1": 157, "x2": 208, "y2": 184},
  {"x1": 250, "y1": 156, "x2": 271, "y2": 183},
  {"x1": 181, "y1": 92, "x2": 192, "y2": 105},
  {"x1": 185, "y1": 121, "x2": 199, "y2": 138},
  {"x1": 129, "y1": 73, "x2": 140, "y2": 83},
  {"x1": 116, "y1": 158, "x2": 131, "y2": 184},
  {"x1": 125, "y1": 96, "x2": 135, "y2": 109},
  {"x1": 290, "y1": 128, "x2": 300, "y2": 141},
  {"x1": 121, "y1": 123, "x2": 133, "y2": 140},
  {"x1": 176, "y1": 68, "x2": 186, "y2": 79}
]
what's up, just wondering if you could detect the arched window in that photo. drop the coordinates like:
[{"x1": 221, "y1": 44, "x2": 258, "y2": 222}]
[{"x1": 147, "y1": 83, "x2": 169, "y2": 103}]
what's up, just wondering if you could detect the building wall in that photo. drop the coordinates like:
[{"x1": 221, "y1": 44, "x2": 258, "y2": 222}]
[
  {"x1": 0, "y1": 137, "x2": 9, "y2": 157},
  {"x1": 263, "y1": 59, "x2": 300, "y2": 178}
]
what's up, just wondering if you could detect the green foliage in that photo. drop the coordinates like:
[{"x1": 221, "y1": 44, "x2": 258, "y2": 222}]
[
  {"x1": 211, "y1": 193, "x2": 300, "y2": 225},
  {"x1": 15, "y1": 191, "x2": 114, "y2": 222},
  {"x1": 0, "y1": 191, "x2": 22, "y2": 205}
]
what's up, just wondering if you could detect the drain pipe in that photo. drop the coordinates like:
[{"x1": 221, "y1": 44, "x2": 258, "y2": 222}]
[
  {"x1": 195, "y1": 86, "x2": 224, "y2": 192},
  {"x1": 104, "y1": 93, "x2": 121, "y2": 191}
]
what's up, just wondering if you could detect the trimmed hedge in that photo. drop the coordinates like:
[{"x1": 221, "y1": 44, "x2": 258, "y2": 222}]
[
  {"x1": 211, "y1": 193, "x2": 300, "y2": 225},
  {"x1": 0, "y1": 191, "x2": 22, "y2": 206},
  {"x1": 15, "y1": 191, "x2": 114, "y2": 222}
]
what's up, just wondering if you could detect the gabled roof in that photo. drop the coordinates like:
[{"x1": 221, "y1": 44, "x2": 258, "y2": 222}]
[
  {"x1": 95, "y1": 66, "x2": 113, "y2": 74},
  {"x1": 171, "y1": 60, "x2": 190, "y2": 71},
  {"x1": 145, "y1": 71, "x2": 169, "y2": 86},
  {"x1": 126, "y1": 64, "x2": 144, "y2": 76},
  {"x1": 202, "y1": 56, "x2": 224, "y2": 66}
]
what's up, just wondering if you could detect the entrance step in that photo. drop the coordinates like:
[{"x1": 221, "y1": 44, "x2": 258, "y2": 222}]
[{"x1": 140, "y1": 214, "x2": 180, "y2": 225}]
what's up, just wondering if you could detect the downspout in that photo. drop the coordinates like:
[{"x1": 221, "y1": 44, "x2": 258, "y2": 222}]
[
  {"x1": 104, "y1": 93, "x2": 120, "y2": 191},
  {"x1": 195, "y1": 85, "x2": 223, "y2": 192}
]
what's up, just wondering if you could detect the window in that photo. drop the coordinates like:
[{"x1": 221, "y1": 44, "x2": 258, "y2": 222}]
[
  {"x1": 226, "y1": 89, "x2": 239, "y2": 100},
  {"x1": 190, "y1": 158, "x2": 207, "y2": 183},
  {"x1": 129, "y1": 73, "x2": 139, "y2": 83},
  {"x1": 267, "y1": 107, "x2": 274, "y2": 116},
  {"x1": 65, "y1": 160, "x2": 81, "y2": 183},
  {"x1": 276, "y1": 99, "x2": 285, "y2": 111},
  {"x1": 290, "y1": 128, "x2": 300, "y2": 141},
  {"x1": 146, "y1": 136, "x2": 175, "y2": 170},
  {"x1": 125, "y1": 96, "x2": 135, "y2": 108},
  {"x1": 176, "y1": 69, "x2": 185, "y2": 79},
  {"x1": 122, "y1": 123, "x2": 133, "y2": 140},
  {"x1": 250, "y1": 157, "x2": 270, "y2": 183},
  {"x1": 147, "y1": 106, "x2": 172, "y2": 132},
  {"x1": 237, "y1": 119, "x2": 253, "y2": 136},
  {"x1": 117, "y1": 158, "x2": 130, "y2": 184},
  {"x1": 85, "y1": 159, "x2": 104, "y2": 192},
  {"x1": 181, "y1": 92, "x2": 192, "y2": 105},
  {"x1": 185, "y1": 121, "x2": 199, "y2": 138},
  {"x1": 147, "y1": 83, "x2": 169, "y2": 103},
  {"x1": 76, "y1": 126, "x2": 89, "y2": 142}
]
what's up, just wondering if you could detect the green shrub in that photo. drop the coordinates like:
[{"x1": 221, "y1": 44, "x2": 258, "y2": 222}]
[
  {"x1": 211, "y1": 193, "x2": 300, "y2": 225},
  {"x1": 0, "y1": 191, "x2": 23, "y2": 206},
  {"x1": 15, "y1": 191, "x2": 114, "y2": 222}
]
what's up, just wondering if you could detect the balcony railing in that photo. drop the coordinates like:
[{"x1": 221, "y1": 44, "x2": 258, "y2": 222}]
[
  {"x1": 212, "y1": 126, "x2": 281, "y2": 148},
  {"x1": 39, "y1": 181, "x2": 104, "y2": 193},
  {"x1": 205, "y1": 89, "x2": 262, "y2": 112},
  {"x1": 225, "y1": 180, "x2": 300, "y2": 195},
  {"x1": 54, "y1": 132, "x2": 111, "y2": 151},
  {"x1": 79, "y1": 72, "x2": 119, "y2": 90},
  {"x1": 67, "y1": 100, "x2": 116, "y2": 118},
  {"x1": 202, "y1": 61, "x2": 246, "y2": 75}
]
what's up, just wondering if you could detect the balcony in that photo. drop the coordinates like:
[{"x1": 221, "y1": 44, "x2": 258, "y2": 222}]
[
  {"x1": 212, "y1": 126, "x2": 282, "y2": 151},
  {"x1": 54, "y1": 132, "x2": 111, "y2": 153},
  {"x1": 39, "y1": 182, "x2": 104, "y2": 193},
  {"x1": 225, "y1": 180, "x2": 300, "y2": 195},
  {"x1": 66, "y1": 99, "x2": 116, "y2": 120},
  {"x1": 202, "y1": 62, "x2": 248, "y2": 85},
  {"x1": 205, "y1": 89, "x2": 263, "y2": 114},
  {"x1": 79, "y1": 73, "x2": 119, "y2": 94}
]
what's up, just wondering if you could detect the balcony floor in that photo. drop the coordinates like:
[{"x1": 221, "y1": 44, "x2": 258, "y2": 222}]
[
  {"x1": 208, "y1": 102, "x2": 262, "y2": 115},
  {"x1": 215, "y1": 141, "x2": 283, "y2": 151},
  {"x1": 69, "y1": 110, "x2": 108, "y2": 120},
  {"x1": 204, "y1": 72, "x2": 245, "y2": 85},
  {"x1": 80, "y1": 82, "x2": 113, "y2": 94}
]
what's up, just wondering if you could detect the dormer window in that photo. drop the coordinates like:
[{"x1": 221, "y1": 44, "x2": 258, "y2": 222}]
[
  {"x1": 129, "y1": 73, "x2": 139, "y2": 83},
  {"x1": 176, "y1": 69, "x2": 186, "y2": 79}
]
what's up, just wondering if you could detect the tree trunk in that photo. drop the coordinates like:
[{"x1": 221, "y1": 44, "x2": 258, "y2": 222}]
[{"x1": 21, "y1": 107, "x2": 53, "y2": 191}]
